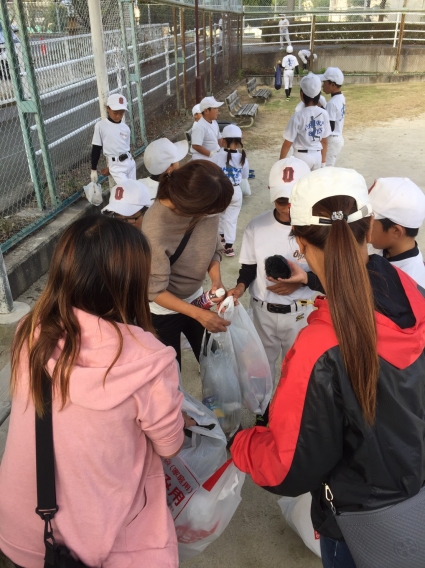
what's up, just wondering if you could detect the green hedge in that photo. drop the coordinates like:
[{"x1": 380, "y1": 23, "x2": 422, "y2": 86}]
[{"x1": 261, "y1": 20, "x2": 425, "y2": 45}]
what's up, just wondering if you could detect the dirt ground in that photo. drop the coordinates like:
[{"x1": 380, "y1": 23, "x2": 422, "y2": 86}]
[
  {"x1": 1, "y1": 83, "x2": 425, "y2": 568},
  {"x1": 181, "y1": 83, "x2": 425, "y2": 567}
]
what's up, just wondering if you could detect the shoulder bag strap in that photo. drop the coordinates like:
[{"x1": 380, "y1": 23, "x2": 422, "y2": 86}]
[
  {"x1": 35, "y1": 369, "x2": 59, "y2": 565},
  {"x1": 169, "y1": 228, "x2": 194, "y2": 266}
]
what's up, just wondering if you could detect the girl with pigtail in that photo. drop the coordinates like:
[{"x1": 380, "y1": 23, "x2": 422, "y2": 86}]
[{"x1": 212, "y1": 124, "x2": 249, "y2": 257}]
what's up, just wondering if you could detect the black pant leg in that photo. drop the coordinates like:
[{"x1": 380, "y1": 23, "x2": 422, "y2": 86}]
[
  {"x1": 151, "y1": 312, "x2": 185, "y2": 367},
  {"x1": 181, "y1": 315, "x2": 206, "y2": 362}
]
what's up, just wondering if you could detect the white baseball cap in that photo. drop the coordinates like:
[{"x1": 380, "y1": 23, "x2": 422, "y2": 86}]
[
  {"x1": 199, "y1": 96, "x2": 224, "y2": 112},
  {"x1": 300, "y1": 73, "x2": 322, "y2": 98},
  {"x1": 143, "y1": 138, "x2": 189, "y2": 175},
  {"x1": 192, "y1": 104, "x2": 201, "y2": 116},
  {"x1": 222, "y1": 124, "x2": 242, "y2": 139},
  {"x1": 290, "y1": 168, "x2": 372, "y2": 226},
  {"x1": 107, "y1": 93, "x2": 128, "y2": 111},
  {"x1": 269, "y1": 157, "x2": 311, "y2": 202},
  {"x1": 369, "y1": 177, "x2": 425, "y2": 229},
  {"x1": 318, "y1": 67, "x2": 344, "y2": 85},
  {"x1": 286, "y1": 45, "x2": 293, "y2": 54},
  {"x1": 102, "y1": 180, "x2": 152, "y2": 217}
]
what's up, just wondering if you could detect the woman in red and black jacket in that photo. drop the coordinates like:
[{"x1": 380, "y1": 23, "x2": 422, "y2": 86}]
[{"x1": 231, "y1": 167, "x2": 425, "y2": 567}]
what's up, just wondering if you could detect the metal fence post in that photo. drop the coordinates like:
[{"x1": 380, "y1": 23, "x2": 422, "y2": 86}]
[
  {"x1": 127, "y1": 0, "x2": 148, "y2": 146},
  {"x1": 118, "y1": 0, "x2": 136, "y2": 145},
  {"x1": 12, "y1": 0, "x2": 60, "y2": 208},
  {"x1": 310, "y1": 14, "x2": 316, "y2": 70},
  {"x1": 172, "y1": 7, "x2": 181, "y2": 112},
  {"x1": 203, "y1": 11, "x2": 207, "y2": 96},
  {"x1": 395, "y1": 12, "x2": 406, "y2": 73},
  {"x1": 180, "y1": 8, "x2": 187, "y2": 111},
  {"x1": 88, "y1": 0, "x2": 109, "y2": 120},
  {"x1": 209, "y1": 12, "x2": 214, "y2": 94},
  {"x1": 0, "y1": 0, "x2": 45, "y2": 210},
  {"x1": 164, "y1": 30, "x2": 171, "y2": 96},
  {"x1": 393, "y1": 11, "x2": 400, "y2": 48},
  {"x1": 0, "y1": 248, "x2": 30, "y2": 323}
]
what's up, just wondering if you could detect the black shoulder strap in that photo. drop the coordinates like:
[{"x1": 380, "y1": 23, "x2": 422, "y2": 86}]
[{"x1": 169, "y1": 228, "x2": 194, "y2": 266}]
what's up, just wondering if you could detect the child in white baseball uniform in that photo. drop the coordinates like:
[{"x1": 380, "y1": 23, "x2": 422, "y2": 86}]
[
  {"x1": 279, "y1": 14, "x2": 290, "y2": 48},
  {"x1": 298, "y1": 49, "x2": 317, "y2": 71},
  {"x1": 319, "y1": 67, "x2": 346, "y2": 166},
  {"x1": 281, "y1": 45, "x2": 299, "y2": 101},
  {"x1": 102, "y1": 179, "x2": 152, "y2": 230},
  {"x1": 191, "y1": 96, "x2": 223, "y2": 161},
  {"x1": 227, "y1": 157, "x2": 314, "y2": 389},
  {"x1": 280, "y1": 73, "x2": 331, "y2": 170},
  {"x1": 90, "y1": 94, "x2": 136, "y2": 186},
  {"x1": 369, "y1": 177, "x2": 425, "y2": 288},
  {"x1": 212, "y1": 124, "x2": 248, "y2": 257},
  {"x1": 139, "y1": 138, "x2": 188, "y2": 200}
]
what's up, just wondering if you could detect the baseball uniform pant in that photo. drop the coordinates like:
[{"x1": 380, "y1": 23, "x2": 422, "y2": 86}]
[
  {"x1": 220, "y1": 185, "x2": 243, "y2": 244},
  {"x1": 108, "y1": 156, "x2": 136, "y2": 185},
  {"x1": 240, "y1": 178, "x2": 251, "y2": 196},
  {"x1": 294, "y1": 149, "x2": 322, "y2": 171},
  {"x1": 326, "y1": 135, "x2": 344, "y2": 167},
  {"x1": 280, "y1": 30, "x2": 290, "y2": 46},
  {"x1": 284, "y1": 70, "x2": 294, "y2": 90},
  {"x1": 250, "y1": 297, "x2": 313, "y2": 384}
]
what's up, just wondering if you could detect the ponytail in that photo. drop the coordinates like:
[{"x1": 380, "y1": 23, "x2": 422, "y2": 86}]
[
  {"x1": 224, "y1": 137, "x2": 246, "y2": 167},
  {"x1": 293, "y1": 196, "x2": 379, "y2": 425}
]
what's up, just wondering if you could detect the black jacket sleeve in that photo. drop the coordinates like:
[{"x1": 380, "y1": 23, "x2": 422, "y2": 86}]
[
  {"x1": 91, "y1": 145, "x2": 102, "y2": 170},
  {"x1": 306, "y1": 272, "x2": 325, "y2": 294},
  {"x1": 237, "y1": 263, "x2": 257, "y2": 290}
]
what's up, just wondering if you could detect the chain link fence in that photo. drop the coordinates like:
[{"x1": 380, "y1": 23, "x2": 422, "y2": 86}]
[{"x1": 0, "y1": 0, "x2": 243, "y2": 252}]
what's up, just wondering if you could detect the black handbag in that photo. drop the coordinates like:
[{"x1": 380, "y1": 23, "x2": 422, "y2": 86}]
[{"x1": 35, "y1": 370, "x2": 89, "y2": 568}]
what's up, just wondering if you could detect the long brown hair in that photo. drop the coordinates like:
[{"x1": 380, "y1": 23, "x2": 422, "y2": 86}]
[
  {"x1": 293, "y1": 196, "x2": 379, "y2": 424},
  {"x1": 11, "y1": 214, "x2": 155, "y2": 417},
  {"x1": 156, "y1": 160, "x2": 233, "y2": 219}
]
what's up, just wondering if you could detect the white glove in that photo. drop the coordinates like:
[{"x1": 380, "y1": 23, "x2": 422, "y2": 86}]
[
  {"x1": 90, "y1": 170, "x2": 98, "y2": 183},
  {"x1": 321, "y1": 162, "x2": 326, "y2": 168},
  {"x1": 209, "y1": 150, "x2": 218, "y2": 158}
]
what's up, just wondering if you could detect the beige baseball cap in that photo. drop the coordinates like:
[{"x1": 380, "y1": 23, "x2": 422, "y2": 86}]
[
  {"x1": 199, "y1": 96, "x2": 224, "y2": 112},
  {"x1": 269, "y1": 157, "x2": 311, "y2": 202},
  {"x1": 107, "y1": 93, "x2": 128, "y2": 111},
  {"x1": 102, "y1": 180, "x2": 152, "y2": 217},
  {"x1": 369, "y1": 177, "x2": 425, "y2": 229},
  {"x1": 222, "y1": 124, "x2": 242, "y2": 139},
  {"x1": 143, "y1": 138, "x2": 189, "y2": 175},
  {"x1": 290, "y1": 168, "x2": 372, "y2": 226}
]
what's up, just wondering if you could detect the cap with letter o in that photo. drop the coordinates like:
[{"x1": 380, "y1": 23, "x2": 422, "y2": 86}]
[
  {"x1": 318, "y1": 67, "x2": 344, "y2": 85},
  {"x1": 269, "y1": 157, "x2": 311, "y2": 202},
  {"x1": 300, "y1": 73, "x2": 322, "y2": 98},
  {"x1": 199, "y1": 96, "x2": 224, "y2": 112},
  {"x1": 369, "y1": 177, "x2": 425, "y2": 229},
  {"x1": 143, "y1": 138, "x2": 189, "y2": 175},
  {"x1": 106, "y1": 93, "x2": 128, "y2": 111},
  {"x1": 290, "y1": 168, "x2": 372, "y2": 226},
  {"x1": 102, "y1": 180, "x2": 152, "y2": 217}
]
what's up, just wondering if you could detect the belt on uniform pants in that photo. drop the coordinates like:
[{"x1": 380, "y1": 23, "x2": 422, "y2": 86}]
[
  {"x1": 253, "y1": 298, "x2": 310, "y2": 314},
  {"x1": 296, "y1": 149, "x2": 321, "y2": 153},
  {"x1": 111, "y1": 152, "x2": 132, "y2": 162}
]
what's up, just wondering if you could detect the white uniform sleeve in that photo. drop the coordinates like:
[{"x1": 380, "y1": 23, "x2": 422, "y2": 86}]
[
  {"x1": 92, "y1": 121, "x2": 103, "y2": 146},
  {"x1": 326, "y1": 100, "x2": 337, "y2": 121},
  {"x1": 283, "y1": 113, "x2": 299, "y2": 142},
  {"x1": 241, "y1": 157, "x2": 249, "y2": 180},
  {"x1": 216, "y1": 122, "x2": 222, "y2": 140},
  {"x1": 239, "y1": 224, "x2": 257, "y2": 265},
  {"x1": 321, "y1": 109, "x2": 332, "y2": 138},
  {"x1": 282, "y1": 56, "x2": 288, "y2": 67},
  {"x1": 191, "y1": 121, "x2": 205, "y2": 146}
]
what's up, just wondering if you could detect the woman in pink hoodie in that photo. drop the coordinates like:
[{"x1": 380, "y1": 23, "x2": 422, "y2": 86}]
[{"x1": 0, "y1": 215, "x2": 186, "y2": 568}]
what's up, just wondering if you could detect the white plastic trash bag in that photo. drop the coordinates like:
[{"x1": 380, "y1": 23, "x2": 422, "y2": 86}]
[
  {"x1": 224, "y1": 296, "x2": 273, "y2": 415},
  {"x1": 163, "y1": 458, "x2": 245, "y2": 562},
  {"x1": 200, "y1": 303, "x2": 242, "y2": 438},
  {"x1": 83, "y1": 182, "x2": 103, "y2": 206},
  {"x1": 278, "y1": 493, "x2": 321, "y2": 558}
]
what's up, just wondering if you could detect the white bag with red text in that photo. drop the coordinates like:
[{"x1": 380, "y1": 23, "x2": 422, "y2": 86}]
[
  {"x1": 162, "y1": 458, "x2": 245, "y2": 562},
  {"x1": 278, "y1": 493, "x2": 321, "y2": 557},
  {"x1": 223, "y1": 296, "x2": 273, "y2": 415}
]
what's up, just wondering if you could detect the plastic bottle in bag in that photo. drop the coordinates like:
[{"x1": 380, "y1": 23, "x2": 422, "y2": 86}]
[{"x1": 191, "y1": 288, "x2": 225, "y2": 310}]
